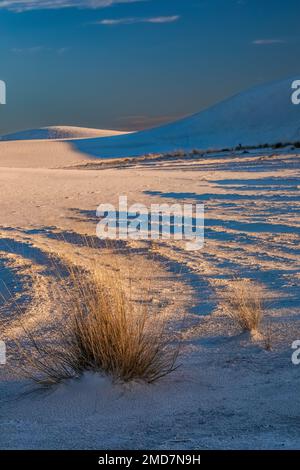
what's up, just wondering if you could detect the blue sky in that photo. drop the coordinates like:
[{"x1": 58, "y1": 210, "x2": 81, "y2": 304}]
[{"x1": 0, "y1": 0, "x2": 299, "y2": 134}]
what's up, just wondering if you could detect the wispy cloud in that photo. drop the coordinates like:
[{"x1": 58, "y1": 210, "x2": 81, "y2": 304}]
[
  {"x1": 252, "y1": 39, "x2": 287, "y2": 45},
  {"x1": 144, "y1": 15, "x2": 180, "y2": 24},
  {"x1": 11, "y1": 45, "x2": 70, "y2": 54},
  {"x1": 12, "y1": 46, "x2": 45, "y2": 53},
  {"x1": 97, "y1": 15, "x2": 180, "y2": 25},
  {"x1": 0, "y1": 0, "x2": 144, "y2": 12}
]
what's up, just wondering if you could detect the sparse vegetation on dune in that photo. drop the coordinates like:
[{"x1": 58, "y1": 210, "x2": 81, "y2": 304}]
[
  {"x1": 18, "y1": 266, "x2": 180, "y2": 387},
  {"x1": 221, "y1": 279, "x2": 265, "y2": 338}
]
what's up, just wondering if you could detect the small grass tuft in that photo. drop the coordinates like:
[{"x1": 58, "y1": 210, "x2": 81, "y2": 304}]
[
  {"x1": 221, "y1": 279, "x2": 264, "y2": 336},
  {"x1": 19, "y1": 267, "x2": 180, "y2": 387}
]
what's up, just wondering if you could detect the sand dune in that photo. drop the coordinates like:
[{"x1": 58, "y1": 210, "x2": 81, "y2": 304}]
[
  {"x1": 0, "y1": 140, "x2": 91, "y2": 168},
  {"x1": 1, "y1": 76, "x2": 300, "y2": 450},
  {"x1": 0, "y1": 125, "x2": 128, "y2": 142},
  {"x1": 0, "y1": 141, "x2": 300, "y2": 448},
  {"x1": 72, "y1": 76, "x2": 300, "y2": 158}
]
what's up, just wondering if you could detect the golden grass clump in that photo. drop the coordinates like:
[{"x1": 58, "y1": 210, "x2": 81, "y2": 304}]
[
  {"x1": 20, "y1": 267, "x2": 179, "y2": 386},
  {"x1": 221, "y1": 279, "x2": 264, "y2": 336}
]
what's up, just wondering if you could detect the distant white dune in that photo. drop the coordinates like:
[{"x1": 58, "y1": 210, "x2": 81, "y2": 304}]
[
  {"x1": 0, "y1": 126, "x2": 127, "y2": 142},
  {"x1": 72, "y1": 76, "x2": 300, "y2": 159},
  {"x1": 2, "y1": 77, "x2": 300, "y2": 157}
]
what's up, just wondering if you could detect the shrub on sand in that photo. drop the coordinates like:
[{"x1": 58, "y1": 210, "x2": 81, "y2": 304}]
[
  {"x1": 221, "y1": 279, "x2": 264, "y2": 338},
  {"x1": 19, "y1": 267, "x2": 180, "y2": 387}
]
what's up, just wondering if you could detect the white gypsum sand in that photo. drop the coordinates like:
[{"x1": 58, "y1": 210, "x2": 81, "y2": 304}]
[
  {"x1": 0, "y1": 76, "x2": 299, "y2": 449},
  {"x1": 0, "y1": 142, "x2": 299, "y2": 449}
]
